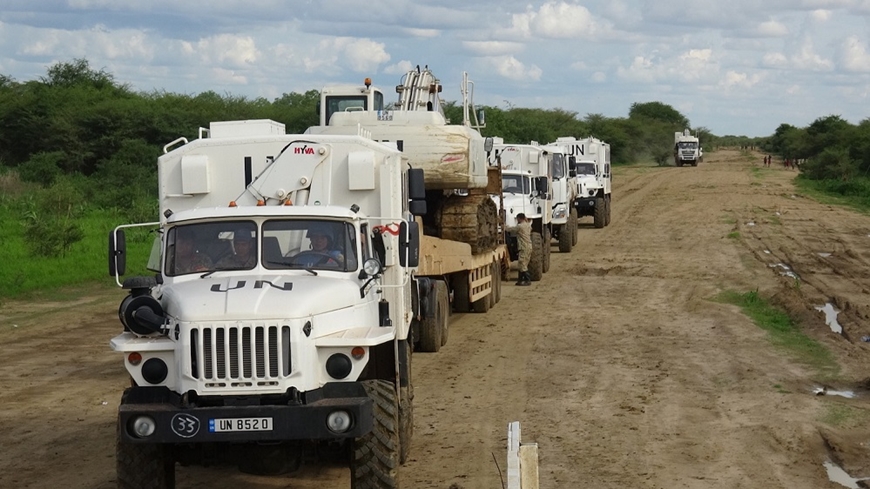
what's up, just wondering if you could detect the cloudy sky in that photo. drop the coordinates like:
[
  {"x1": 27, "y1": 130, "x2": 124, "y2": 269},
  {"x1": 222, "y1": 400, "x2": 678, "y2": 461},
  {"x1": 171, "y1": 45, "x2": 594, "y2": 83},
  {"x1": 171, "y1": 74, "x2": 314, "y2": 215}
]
[{"x1": 1, "y1": 0, "x2": 869, "y2": 137}]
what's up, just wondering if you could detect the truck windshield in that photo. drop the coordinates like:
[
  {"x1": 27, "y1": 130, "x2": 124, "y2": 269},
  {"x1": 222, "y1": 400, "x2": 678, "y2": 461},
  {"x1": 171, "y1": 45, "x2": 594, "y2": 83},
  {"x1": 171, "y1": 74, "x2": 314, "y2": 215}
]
[
  {"x1": 262, "y1": 219, "x2": 358, "y2": 272},
  {"x1": 165, "y1": 221, "x2": 258, "y2": 276},
  {"x1": 678, "y1": 142, "x2": 697, "y2": 149},
  {"x1": 325, "y1": 92, "x2": 385, "y2": 124},
  {"x1": 502, "y1": 175, "x2": 531, "y2": 194},
  {"x1": 575, "y1": 163, "x2": 596, "y2": 176}
]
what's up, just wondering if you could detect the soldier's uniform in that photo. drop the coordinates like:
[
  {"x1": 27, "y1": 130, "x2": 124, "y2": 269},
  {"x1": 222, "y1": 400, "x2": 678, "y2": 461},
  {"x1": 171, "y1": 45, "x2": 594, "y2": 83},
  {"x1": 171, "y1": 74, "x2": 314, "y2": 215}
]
[{"x1": 516, "y1": 217, "x2": 532, "y2": 286}]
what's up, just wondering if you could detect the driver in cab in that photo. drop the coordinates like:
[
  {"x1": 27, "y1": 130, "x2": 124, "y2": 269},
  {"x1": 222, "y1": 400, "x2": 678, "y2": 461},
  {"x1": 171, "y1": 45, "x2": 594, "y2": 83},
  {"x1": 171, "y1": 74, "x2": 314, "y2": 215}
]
[{"x1": 295, "y1": 225, "x2": 344, "y2": 268}]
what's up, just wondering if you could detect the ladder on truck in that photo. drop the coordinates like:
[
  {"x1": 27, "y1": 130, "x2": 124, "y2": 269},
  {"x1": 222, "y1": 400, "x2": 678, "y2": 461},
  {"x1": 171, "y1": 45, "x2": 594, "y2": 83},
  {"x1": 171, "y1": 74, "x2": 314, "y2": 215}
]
[{"x1": 396, "y1": 65, "x2": 442, "y2": 112}]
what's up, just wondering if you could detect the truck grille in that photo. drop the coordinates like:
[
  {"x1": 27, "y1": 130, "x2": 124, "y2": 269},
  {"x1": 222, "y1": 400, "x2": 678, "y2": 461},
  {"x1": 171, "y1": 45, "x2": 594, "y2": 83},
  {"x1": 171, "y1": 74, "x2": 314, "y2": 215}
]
[{"x1": 189, "y1": 325, "x2": 291, "y2": 386}]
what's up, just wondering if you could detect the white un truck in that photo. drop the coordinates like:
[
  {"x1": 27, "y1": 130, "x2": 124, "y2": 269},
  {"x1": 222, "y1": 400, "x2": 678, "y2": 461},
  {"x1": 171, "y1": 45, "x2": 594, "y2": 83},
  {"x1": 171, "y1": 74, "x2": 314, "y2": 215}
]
[
  {"x1": 547, "y1": 137, "x2": 611, "y2": 228},
  {"x1": 108, "y1": 120, "x2": 427, "y2": 488},
  {"x1": 674, "y1": 128, "x2": 701, "y2": 167},
  {"x1": 490, "y1": 139, "x2": 552, "y2": 281}
]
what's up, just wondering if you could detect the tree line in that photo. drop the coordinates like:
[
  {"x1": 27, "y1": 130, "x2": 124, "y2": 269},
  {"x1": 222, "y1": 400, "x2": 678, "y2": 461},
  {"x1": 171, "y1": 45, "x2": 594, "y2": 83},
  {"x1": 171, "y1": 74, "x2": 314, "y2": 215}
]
[{"x1": 0, "y1": 58, "x2": 862, "y2": 267}]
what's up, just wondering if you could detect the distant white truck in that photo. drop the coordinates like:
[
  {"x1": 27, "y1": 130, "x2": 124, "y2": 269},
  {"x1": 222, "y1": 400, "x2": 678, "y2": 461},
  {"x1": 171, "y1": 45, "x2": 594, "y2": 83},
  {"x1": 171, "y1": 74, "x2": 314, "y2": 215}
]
[
  {"x1": 674, "y1": 129, "x2": 701, "y2": 167},
  {"x1": 489, "y1": 139, "x2": 552, "y2": 281},
  {"x1": 548, "y1": 137, "x2": 612, "y2": 229}
]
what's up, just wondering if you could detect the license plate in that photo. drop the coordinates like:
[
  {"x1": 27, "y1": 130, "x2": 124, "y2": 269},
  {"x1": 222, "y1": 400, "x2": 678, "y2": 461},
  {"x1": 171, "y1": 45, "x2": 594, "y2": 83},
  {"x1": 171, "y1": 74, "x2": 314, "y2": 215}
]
[{"x1": 209, "y1": 417, "x2": 273, "y2": 433}]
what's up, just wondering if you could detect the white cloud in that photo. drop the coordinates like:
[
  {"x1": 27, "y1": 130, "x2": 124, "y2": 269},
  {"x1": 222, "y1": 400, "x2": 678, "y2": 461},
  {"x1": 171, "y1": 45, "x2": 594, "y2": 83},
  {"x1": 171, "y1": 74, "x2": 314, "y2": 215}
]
[
  {"x1": 183, "y1": 34, "x2": 259, "y2": 68},
  {"x1": 591, "y1": 71, "x2": 607, "y2": 82},
  {"x1": 756, "y1": 21, "x2": 788, "y2": 37},
  {"x1": 839, "y1": 36, "x2": 870, "y2": 72},
  {"x1": 486, "y1": 55, "x2": 542, "y2": 81},
  {"x1": 401, "y1": 28, "x2": 440, "y2": 38},
  {"x1": 720, "y1": 70, "x2": 761, "y2": 89},
  {"x1": 616, "y1": 48, "x2": 717, "y2": 83},
  {"x1": 463, "y1": 41, "x2": 524, "y2": 56},
  {"x1": 508, "y1": 1, "x2": 613, "y2": 39},
  {"x1": 810, "y1": 9, "x2": 832, "y2": 21},
  {"x1": 312, "y1": 37, "x2": 390, "y2": 73},
  {"x1": 384, "y1": 60, "x2": 415, "y2": 75},
  {"x1": 762, "y1": 38, "x2": 833, "y2": 71}
]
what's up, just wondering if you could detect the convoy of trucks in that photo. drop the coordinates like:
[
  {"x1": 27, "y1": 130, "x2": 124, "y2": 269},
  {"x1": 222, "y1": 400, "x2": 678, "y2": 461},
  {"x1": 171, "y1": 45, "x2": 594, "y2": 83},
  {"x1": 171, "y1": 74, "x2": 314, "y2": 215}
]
[
  {"x1": 674, "y1": 128, "x2": 702, "y2": 167},
  {"x1": 104, "y1": 66, "x2": 618, "y2": 488}
]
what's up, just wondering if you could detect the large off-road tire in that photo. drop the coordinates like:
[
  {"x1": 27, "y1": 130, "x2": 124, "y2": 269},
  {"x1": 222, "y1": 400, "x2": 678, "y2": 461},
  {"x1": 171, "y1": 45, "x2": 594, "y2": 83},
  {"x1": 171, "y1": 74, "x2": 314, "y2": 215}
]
[
  {"x1": 593, "y1": 197, "x2": 606, "y2": 229},
  {"x1": 451, "y1": 271, "x2": 470, "y2": 313},
  {"x1": 570, "y1": 208, "x2": 578, "y2": 246},
  {"x1": 398, "y1": 341, "x2": 413, "y2": 465},
  {"x1": 605, "y1": 195, "x2": 612, "y2": 226},
  {"x1": 528, "y1": 233, "x2": 543, "y2": 282},
  {"x1": 558, "y1": 223, "x2": 572, "y2": 253},
  {"x1": 352, "y1": 380, "x2": 400, "y2": 489},
  {"x1": 417, "y1": 282, "x2": 444, "y2": 352},
  {"x1": 117, "y1": 424, "x2": 175, "y2": 489},
  {"x1": 435, "y1": 281, "x2": 449, "y2": 347},
  {"x1": 542, "y1": 227, "x2": 551, "y2": 273}
]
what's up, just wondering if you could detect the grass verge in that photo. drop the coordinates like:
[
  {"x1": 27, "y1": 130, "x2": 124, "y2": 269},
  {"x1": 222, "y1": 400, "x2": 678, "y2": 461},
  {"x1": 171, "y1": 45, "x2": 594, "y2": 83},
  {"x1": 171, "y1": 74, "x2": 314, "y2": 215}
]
[
  {"x1": 794, "y1": 176, "x2": 870, "y2": 214},
  {"x1": 716, "y1": 290, "x2": 840, "y2": 380}
]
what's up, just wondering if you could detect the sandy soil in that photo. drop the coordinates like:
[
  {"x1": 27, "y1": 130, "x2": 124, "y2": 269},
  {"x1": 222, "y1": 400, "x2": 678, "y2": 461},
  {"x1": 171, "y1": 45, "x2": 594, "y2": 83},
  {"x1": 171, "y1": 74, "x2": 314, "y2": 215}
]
[{"x1": 2, "y1": 148, "x2": 869, "y2": 488}]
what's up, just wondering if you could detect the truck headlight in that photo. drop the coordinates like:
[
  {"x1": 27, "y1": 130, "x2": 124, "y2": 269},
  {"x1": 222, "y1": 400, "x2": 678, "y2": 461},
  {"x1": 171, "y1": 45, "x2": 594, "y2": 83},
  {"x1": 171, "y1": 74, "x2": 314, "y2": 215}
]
[
  {"x1": 141, "y1": 358, "x2": 168, "y2": 384},
  {"x1": 326, "y1": 354, "x2": 352, "y2": 379},
  {"x1": 326, "y1": 410, "x2": 352, "y2": 433},
  {"x1": 553, "y1": 205, "x2": 567, "y2": 219}
]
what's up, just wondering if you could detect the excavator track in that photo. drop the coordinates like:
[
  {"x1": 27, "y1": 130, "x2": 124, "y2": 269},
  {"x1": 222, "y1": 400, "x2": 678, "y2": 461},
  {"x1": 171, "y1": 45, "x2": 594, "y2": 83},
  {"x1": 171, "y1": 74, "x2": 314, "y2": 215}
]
[{"x1": 438, "y1": 189, "x2": 499, "y2": 254}]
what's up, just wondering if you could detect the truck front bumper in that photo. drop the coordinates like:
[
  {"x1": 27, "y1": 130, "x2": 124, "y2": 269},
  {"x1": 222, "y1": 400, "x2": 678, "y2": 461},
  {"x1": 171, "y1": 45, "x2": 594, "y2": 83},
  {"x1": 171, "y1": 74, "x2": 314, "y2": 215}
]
[{"x1": 118, "y1": 383, "x2": 372, "y2": 444}]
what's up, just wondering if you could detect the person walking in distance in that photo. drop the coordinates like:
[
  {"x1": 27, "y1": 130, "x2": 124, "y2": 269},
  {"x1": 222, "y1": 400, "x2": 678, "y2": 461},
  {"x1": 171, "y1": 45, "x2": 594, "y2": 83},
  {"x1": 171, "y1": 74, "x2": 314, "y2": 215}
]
[{"x1": 515, "y1": 213, "x2": 532, "y2": 286}]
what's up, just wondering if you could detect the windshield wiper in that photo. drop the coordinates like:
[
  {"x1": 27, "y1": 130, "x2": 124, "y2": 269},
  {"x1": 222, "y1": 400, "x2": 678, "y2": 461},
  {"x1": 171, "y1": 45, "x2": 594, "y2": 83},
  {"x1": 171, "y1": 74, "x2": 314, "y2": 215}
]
[
  {"x1": 304, "y1": 268, "x2": 318, "y2": 276},
  {"x1": 200, "y1": 270, "x2": 216, "y2": 278}
]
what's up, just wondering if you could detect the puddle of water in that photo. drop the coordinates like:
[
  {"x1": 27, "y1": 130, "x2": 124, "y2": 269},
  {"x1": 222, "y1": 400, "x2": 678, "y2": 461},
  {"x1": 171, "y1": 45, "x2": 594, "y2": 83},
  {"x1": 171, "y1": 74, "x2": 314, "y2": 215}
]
[
  {"x1": 813, "y1": 387, "x2": 857, "y2": 398},
  {"x1": 818, "y1": 252, "x2": 832, "y2": 258},
  {"x1": 769, "y1": 263, "x2": 799, "y2": 280},
  {"x1": 824, "y1": 461, "x2": 870, "y2": 488},
  {"x1": 815, "y1": 303, "x2": 843, "y2": 334}
]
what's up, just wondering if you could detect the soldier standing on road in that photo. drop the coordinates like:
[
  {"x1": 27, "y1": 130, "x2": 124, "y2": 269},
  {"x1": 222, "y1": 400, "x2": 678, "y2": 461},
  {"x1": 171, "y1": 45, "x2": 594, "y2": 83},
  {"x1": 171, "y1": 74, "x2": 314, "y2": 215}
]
[{"x1": 515, "y1": 213, "x2": 532, "y2": 286}]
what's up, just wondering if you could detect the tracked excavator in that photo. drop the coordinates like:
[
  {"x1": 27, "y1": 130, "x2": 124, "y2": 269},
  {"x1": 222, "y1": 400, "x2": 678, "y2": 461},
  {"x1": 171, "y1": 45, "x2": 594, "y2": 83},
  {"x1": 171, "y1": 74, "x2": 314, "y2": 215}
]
[{"x1": 308, "y1": 65, "x2": 499, "y2": 254}]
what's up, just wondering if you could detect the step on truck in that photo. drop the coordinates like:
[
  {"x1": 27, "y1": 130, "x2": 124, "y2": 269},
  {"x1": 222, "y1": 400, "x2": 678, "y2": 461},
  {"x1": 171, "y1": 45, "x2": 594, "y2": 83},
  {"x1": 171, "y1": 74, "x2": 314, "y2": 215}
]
[
  {"x1": 489, "y1": 139, "x2": 553, "y2": 281},
  {"x1": 108, "y1": 120, "x2": 429, "y2": 488},
  {"x1": 548, "y1": 136, "x2": 612, "y2": 228},
  {"x1": 307, "y1": 65, "x2": 509, "y2": 349}
]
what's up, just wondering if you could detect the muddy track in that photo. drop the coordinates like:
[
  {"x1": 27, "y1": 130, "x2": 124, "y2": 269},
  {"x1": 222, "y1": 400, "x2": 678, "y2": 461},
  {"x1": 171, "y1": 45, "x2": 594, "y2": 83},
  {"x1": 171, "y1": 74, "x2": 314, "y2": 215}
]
[{"x1": 2, "y1": 149, "x2": 870, "y2": 488}]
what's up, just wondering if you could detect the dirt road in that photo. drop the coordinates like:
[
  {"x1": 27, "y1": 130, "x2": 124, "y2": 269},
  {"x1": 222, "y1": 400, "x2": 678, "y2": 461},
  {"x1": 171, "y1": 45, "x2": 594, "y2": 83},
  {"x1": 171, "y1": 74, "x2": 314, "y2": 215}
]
[{"x1": 2, "y1": 148, "x2": 869, "y2": 488}]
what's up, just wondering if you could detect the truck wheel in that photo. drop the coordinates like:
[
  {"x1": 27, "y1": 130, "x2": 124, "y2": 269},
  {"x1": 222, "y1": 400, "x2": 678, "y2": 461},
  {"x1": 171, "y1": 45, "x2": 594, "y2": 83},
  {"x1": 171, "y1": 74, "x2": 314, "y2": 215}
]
[
  {"x1": 436, "y1": 281, "x2": 449, "y2": 347},
  {"x1": 352, "y1": 380, "x2": 400, "y2": 489},
  {"x1": 542, "y1": 227, "x2": 551, "y2": 272},
  {"x1": 451, "y1": 271, "x2": 470, "y2": 313},
  {"x1": 418, "y1": 282, "x2": 444, "y2": 352},
  {"x1": 528, "y1": 232, "x2": 543, "y2": 281},
  {"x1": 570, "y1": 209, "x2": 578, "y2": 246},
  {"x1": 605, "y1": 195, "x2": 612, "y2": 226},
  {"x1": 593, "y1": 198, "x2": 606, "y2": 229},
  {"x1": 117, "y1": 424, "x2": 175, "y2": 489},
  {"x1": 558, "y1": 223, "x2": 572, "y2": 253},
  {"x1": 398, "y1": 341, "x2": 413, "y2": 465}
]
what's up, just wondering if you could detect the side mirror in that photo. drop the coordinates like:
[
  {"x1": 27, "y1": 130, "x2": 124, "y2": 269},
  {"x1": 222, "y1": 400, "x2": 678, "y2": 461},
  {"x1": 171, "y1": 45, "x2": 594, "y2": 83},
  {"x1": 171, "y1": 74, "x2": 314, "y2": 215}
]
[
  {"x1": 398, "y1": 220, "x2": 420, "y2": 268},
  {"x1": 569, "y1": 170, "x2": 576, "y2": 178},
  {"x1": 408, "y1": 168, "x2": 427, "y2": 216},
  {"x1": 399, "y1": 221, "x2": 420, "y2": 268},
  {"x1": 535, "y1": 176, "x2": 549, "y2": 194},
  {"x1": 568, "y1": 156, "x2": 577, "y2": 169},
  {"x1": 484, "y1": 136, "x2": 493, "y2": 153},
  {"x1": 109, "y1": 229, "x2": 127, "y2": 277},
  {"x1": 477, "y1": 109, "x2": 486, "y2": 127}
]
